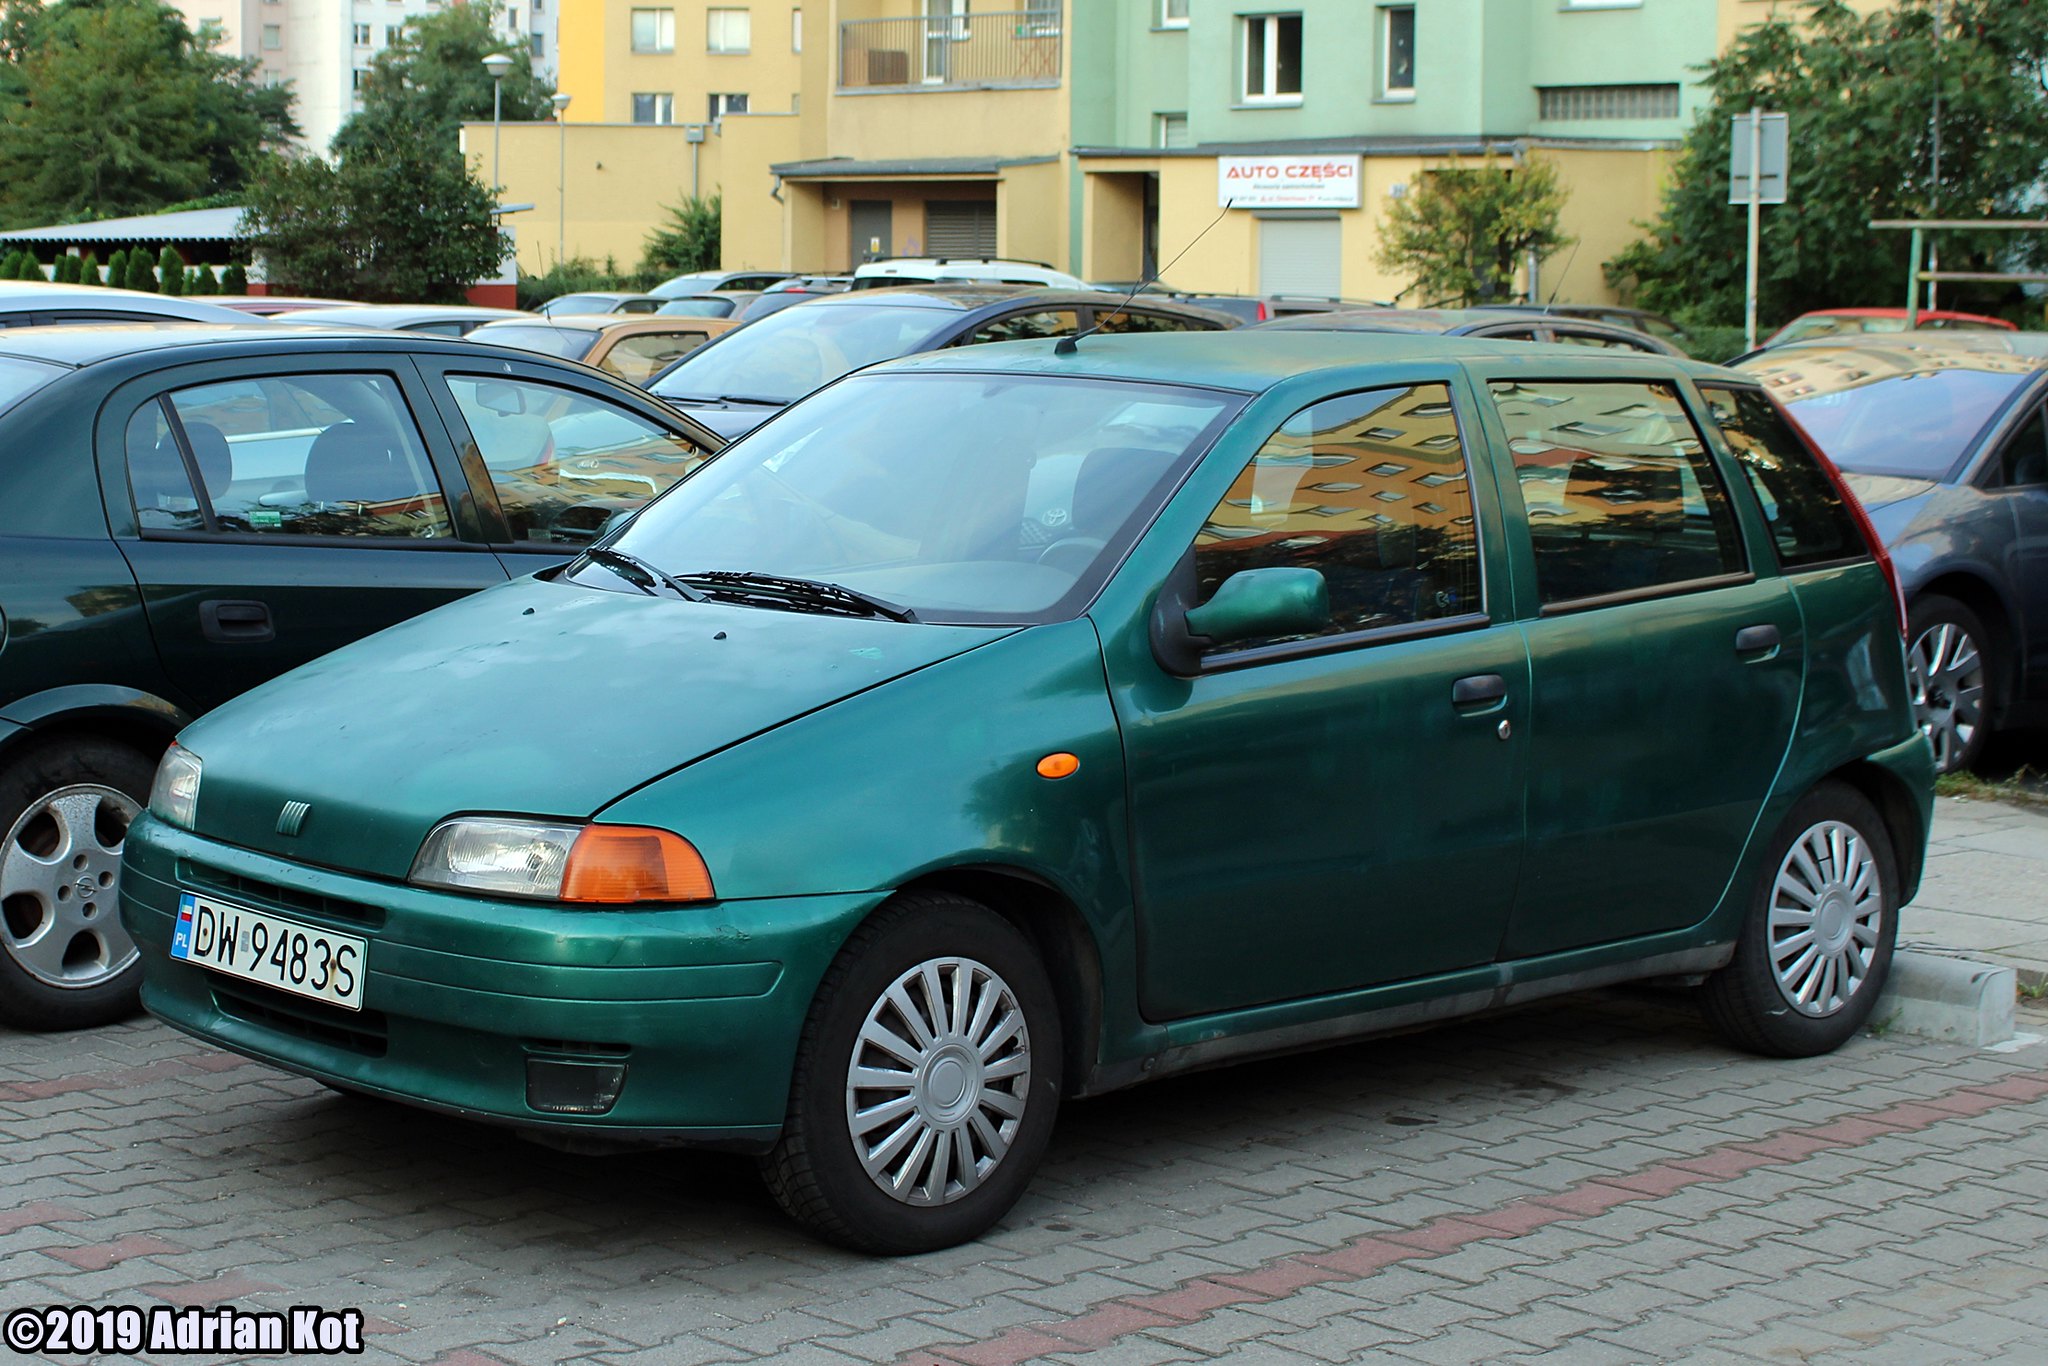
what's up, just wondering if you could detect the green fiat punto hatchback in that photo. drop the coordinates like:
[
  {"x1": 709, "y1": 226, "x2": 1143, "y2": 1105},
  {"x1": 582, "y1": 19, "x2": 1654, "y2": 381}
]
[{"x1": 122, "y1": 333, "x2": 1933, "y2": 1252}]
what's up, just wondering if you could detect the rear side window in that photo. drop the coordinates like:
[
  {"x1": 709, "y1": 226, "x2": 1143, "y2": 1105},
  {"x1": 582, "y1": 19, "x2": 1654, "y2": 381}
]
[
  {"x1": 0, "y1": 355, "x2": 62, "y2": 417},
  {"x1": 966, "y1": 310, "x2": 1080, "y2": 345},
  {"x1": 1491, "y1": 379, "x2": 1746, "y2": 607},
  {"x1": 1700, "y1": 386, "x2": 1865, "y2": 568},
  {"x1": 1094, "y1": 310, "x2": 1212, "y2": 335}
]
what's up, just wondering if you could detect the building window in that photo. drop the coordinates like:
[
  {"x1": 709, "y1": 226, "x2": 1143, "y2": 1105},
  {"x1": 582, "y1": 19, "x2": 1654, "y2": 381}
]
[
  {"x1": 1562, "y1": 0, "x2": 1642, "y2": 8},
  {"x1": 533, "y1": 0, "x2": 543, "y2": 9},
  {"x1": 1537, "y1": 83, "x2": 1680, "y2": 120},
  {"x1": 260, "y1": 23, "x2": 282, "y2": 48},
  {"x1": 1155, "y1": 112, "x2": 1190, "y2": 148},
  {"x1": 631, "y1": 92, "x2": 675, "y2": 123},
  {"x1": 1381, "y1": 6, "x2": 1414, "y2": 98},
  {"x1": 1240, "y1": 14, "x2": 1301, "y2": 104},
  {"x1": 351, "y1": 68, "x2": 368, "y2": 90},
  {"x1": 706, "y1": 7, "x2": 750, "y2": 52},
  {"x1": 385, "y1": 24, "x2": 401, "y2": 43},
  {"x1": 708, "y1": 91, "x2": 749, "y2": 120},
  {"x1": 791, "y1": 6, "x2": 801, "y2": 51},
  {"x1": 196, "y1": 17, "x2": 223, "y2": 40},
  {"x1": 1161, "y1": 0, "x2": 1188, "y2": 28},
  {"x1": 530, "y1": 32, "x2": 544, "y2": 56},
  {"x1": 352, "y1": 22, "x2": 370, "y2": 44},
  {"x1": 629, "y1": 8, "x2": 674, "y2": 52}
]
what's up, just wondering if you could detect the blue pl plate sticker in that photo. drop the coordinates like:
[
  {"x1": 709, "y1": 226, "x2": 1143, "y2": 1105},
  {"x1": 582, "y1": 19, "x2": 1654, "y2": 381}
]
[{"x1": 170, "y1": 893, "x2": 197, "y2": 959}]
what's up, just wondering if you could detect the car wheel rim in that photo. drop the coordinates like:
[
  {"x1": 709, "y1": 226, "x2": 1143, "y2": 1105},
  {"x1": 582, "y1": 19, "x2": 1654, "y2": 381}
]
[
  {"x1": 1907, "y1": 621, "x2": 1984, "y2": 772},
  {"x1": 1767, "y1": 819, "x2": 1883, "y2": 1019},
  {"x1": 845, "y1": 955, "x2": 1031, "y2": 1207},
  {"x1": 0, "y1": 783, "x2": 141, "y2": 990}
]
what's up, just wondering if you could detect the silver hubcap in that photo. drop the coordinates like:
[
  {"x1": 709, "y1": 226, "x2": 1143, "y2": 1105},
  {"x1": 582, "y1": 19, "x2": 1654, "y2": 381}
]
[
  {"x1": 1908, "y1": 621, "x2": 1984, "y2": 773},
  {"x1": 845, "y1": 956, "x2": 1031, "y2": 1207},
  {"x1": 1768, "y1": 819, "x2": 1883, "y2": 1018},
  {"x1": 1, "y1": 784, "x2": 141, "y2": 989}
]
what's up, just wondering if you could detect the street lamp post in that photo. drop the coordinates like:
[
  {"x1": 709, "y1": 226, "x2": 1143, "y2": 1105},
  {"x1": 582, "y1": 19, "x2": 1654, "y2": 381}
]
[
  {"x1": 481, "y1": 52, "x2": 515, "y2": 192},
  {"x1": 552, "y1": 92, "x2": 572, "y2": 266}
]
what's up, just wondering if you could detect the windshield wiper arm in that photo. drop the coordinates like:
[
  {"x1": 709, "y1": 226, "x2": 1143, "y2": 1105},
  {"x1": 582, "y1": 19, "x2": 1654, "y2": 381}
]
[
  {"x1": 580, "y1": 547, "x2": 706, "y2": 602},
  {"x1": 674, "y1": 570, "x2": 917, "y2": 623}
]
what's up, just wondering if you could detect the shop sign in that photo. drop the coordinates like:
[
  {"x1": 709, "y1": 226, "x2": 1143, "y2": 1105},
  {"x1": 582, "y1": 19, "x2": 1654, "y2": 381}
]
[{"x1": 1216, "y1": 155, "x2": 1362, "y2": 209}]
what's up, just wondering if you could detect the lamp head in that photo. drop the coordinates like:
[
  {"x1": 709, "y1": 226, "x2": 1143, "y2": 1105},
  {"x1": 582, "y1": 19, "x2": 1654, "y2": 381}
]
[
  {"x1": 551, "y1": 92, "x2": 572, "y2": 114},
  {"x1": 481, "y1": 52, "x2": 515, "y2": 80}
]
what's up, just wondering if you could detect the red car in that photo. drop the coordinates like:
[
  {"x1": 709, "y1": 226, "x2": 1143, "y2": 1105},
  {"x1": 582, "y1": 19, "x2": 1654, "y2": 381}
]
[{"x1": 1765, "y1": 307, "x2": 2015, "y2": 347}]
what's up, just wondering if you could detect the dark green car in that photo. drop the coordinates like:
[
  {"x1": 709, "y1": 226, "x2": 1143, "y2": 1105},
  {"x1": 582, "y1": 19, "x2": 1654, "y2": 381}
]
[
  {"x1": 0, "y1": 325, "x2": 717, "y2": 1032},
  {"x1": 122, "y1": 333, "x2": 1933, "y2": 1253}
]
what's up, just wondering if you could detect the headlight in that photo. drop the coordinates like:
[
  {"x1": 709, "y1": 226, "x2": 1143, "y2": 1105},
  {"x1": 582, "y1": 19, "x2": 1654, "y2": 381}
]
[
  {"x1": 149, "y1": 744, "x2": 202, "y2": 829},
  {"x1": 410, "y1": 818, "x2": 714, "y2": 905}
]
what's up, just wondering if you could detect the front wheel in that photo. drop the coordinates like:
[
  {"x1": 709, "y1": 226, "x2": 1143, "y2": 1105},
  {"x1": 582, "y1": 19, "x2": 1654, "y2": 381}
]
[
  {"x1": 1700, "y1": 781, "x2": 1898, "y2": 1058},
  {"x1": 1906, "y1": 594, "x2": 1997, "y2": 775},
  {"x1": 761, "y1": 892, "x2": 1063, "y2": 1254}
]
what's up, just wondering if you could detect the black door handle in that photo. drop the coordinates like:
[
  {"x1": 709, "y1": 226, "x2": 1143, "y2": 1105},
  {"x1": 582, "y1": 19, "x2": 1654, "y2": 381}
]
[
  {"x1": 1734, "y1": 624, "x2": 1781, "y2": 654},
  {"x1": 201, "y1": 599, "x2": 275, "y2": 644},
  {"x1": 1451, "y1": 673, "x2": 1508, "y2": 706}
]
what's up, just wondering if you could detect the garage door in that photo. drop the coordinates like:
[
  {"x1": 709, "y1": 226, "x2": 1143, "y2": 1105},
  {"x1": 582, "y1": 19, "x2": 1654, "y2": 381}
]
[
  {"x1": 926, "y1": 201, "x2": 998, "y2": 258},
  {"x1": 1258, "y1": 217, "x2": 1342, "y2": 297}
]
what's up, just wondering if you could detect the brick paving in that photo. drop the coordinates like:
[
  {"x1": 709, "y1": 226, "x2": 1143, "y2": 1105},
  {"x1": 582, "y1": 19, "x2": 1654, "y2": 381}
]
[{"x1": 3, "y1": 985, "x2": 2046, "y2": 1364}]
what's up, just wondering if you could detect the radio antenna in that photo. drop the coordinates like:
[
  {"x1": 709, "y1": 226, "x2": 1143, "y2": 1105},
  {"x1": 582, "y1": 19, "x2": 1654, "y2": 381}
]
[
  {"x1": 1540, "y1": 241, "x2": 1580, "y2": 311},
  {"x1": 1057, "y1": 198, "x2": 1237, "y2": 354}
]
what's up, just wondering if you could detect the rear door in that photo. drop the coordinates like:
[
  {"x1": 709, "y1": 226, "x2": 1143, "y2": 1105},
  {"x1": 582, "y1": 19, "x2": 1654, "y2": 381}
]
[{"x1": 1979, "y1": 397, "x2": 2048, "y2": 702}]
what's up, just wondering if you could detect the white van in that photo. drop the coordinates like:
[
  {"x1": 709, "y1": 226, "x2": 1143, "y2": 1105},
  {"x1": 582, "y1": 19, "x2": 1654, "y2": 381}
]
[{"x1": 849, "y1": 257, "x2": 1095, "y2": 290}]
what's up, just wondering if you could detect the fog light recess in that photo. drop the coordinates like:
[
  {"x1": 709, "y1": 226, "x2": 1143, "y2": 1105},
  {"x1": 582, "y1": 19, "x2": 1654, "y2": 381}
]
[{"x1": 525, "y1": 1057, "x2": 627, "y2": 1115}]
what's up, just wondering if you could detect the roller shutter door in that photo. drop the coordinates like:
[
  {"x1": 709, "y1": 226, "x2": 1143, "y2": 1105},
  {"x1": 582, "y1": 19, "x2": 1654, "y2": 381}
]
[
  {"x1": 926, "y1": 201, "x2": 998, "y2": 258},
  {"x1": 1258, "y1": 217, "x2": 1342, "y2": 297}
]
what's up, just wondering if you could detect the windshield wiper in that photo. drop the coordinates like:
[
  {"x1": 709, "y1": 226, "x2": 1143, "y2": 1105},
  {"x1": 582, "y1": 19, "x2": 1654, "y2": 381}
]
[
  {"x1": 658, "y1": 392, "x2": 789, "y2": 407},
  {"x1": 579, "y1": 547, "x2": 706, "y2": 602},
  {"x1": 674, "y1": 570, "x2": 918, "y2": 623}
]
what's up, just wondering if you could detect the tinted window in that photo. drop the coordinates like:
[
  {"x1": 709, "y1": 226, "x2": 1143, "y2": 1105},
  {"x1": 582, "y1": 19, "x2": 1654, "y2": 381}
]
[
  {"x1": 650, "y1": 302, "x2": 945, "y2": 404},
  {"x1": 545, "y1": 296, "x2": 618, "y2": 315},
  {"x1": 1701, "y1": 386, "x2": 1865, "y2": 568},
  {"x1": 126, "y1": 400, "x2": 205, "y2": 532},
  {"x1": 1744, "y1": 352, "x2": 2042, "y2": 478},
  {"x1": 1192, "y1": 383, "x2": 1482, "y2": 653},
  {"x1": 443, "y1": 375, "x2": 713, "y2": 547},
  {"x1": 1491, "y1": 379, "x2": 1745, "y2": 606},
  {"x1": 162, "y1": 374, "x2": 451, "y2": 539},
  {"x1": 1551, "y1": 329, "x2": 1651, "y2": 353},
  {"x1": 468, "y1": 324, "x2": 595, "y2": 361},
  {"x1": 0, "y1": 355, "x2": 62, "y2": 417},
  {"x1": 602, "y1": 330, "x2": 711, "y2": 383},
  {"x1": 966, "y1": 310, "x2": 1080, "y2": 345},
  {"x1": 1095, "y1": 309, "x2": 1213, "y2": 335},
  {"x1": 1999, "y1": 406, "x2": 2047, "y2": 488},
  {"x1": 655, "y1": 297, "x2": 736, "y2": 317}
]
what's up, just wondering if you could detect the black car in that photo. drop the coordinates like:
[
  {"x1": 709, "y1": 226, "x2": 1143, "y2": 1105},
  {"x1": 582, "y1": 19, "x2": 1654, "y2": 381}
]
[
  {"x1": 0, "y1": 325, "x2": 719, "y2": 1031},
  {"x1": 648, "y1": 285, "x2": 1240, "y2": 441},
  {"x1": 1253, "y1": 307, "x2": 1687, "y2": 356}
]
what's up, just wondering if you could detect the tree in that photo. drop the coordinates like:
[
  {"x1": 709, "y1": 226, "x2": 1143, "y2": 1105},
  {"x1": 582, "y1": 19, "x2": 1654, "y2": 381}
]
[
  {"x1": 640, "y1": 194, "x2": 722, "y2": 278},
  {"x1": 0, "y1": 0, "x2": 298, "y2": 229},
  {"x1": 221, "y1": 261, "x2": 246, "y2": 294},
  {"x1": 190, "y1": 264, "x2": 217, "y2": 293},
  {"x1": 242, "y1": 129, "x2": 507, "y2": 302},
  {"x1": 157, "y1": 245, "x2": 184, "y2": 294},
  {"x1": 1376, "y1": 153, "x2": 1574, "y2": 307},
  {"x1": 104, "y1": 247, "x2": 127, "y2": 288},
  {"x1": 124, "y1": 247, "x2": 155, "y2": 291},
  {"x1": 53, "y1": 252, "x2": 76, "y2": 282},
  {"x1": 1606, "y1": 0, "x2": 2048, "y2": 325},
  {"x1": 77, "y1": 250, "x2": 98, "y2": 284},
  {"x1": 332, "y1": 1, "x2": 551, "y2": 158}
]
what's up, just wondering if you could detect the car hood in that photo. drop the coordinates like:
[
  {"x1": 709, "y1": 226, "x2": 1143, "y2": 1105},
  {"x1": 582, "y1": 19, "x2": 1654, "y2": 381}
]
[
  {"x1": 177, "y1": 574, "x2": 1010, "y2": 881},
  {"x1": 1840, "y1": 472, "x2": 1939, "y2": 511}
]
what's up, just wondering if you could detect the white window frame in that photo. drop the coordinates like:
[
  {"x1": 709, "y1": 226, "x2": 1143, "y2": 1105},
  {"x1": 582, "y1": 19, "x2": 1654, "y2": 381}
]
[
  {"x1": 629, "y1": 8, "x2": 675, "y2": 52},
  {"x1": 791, "y1": 6, "x2": 802, "y2": 51},
  {"x1": 1155, "y1": 112, "x2": 1189, "y2": 148},
  {"x1": 1160, "y1": 0, "x2": 1188, "y2": 29},
  {"x1": 1239, "y1": 14, "x2": 1301, "y2": 106},
  {"x1": 1380, "y1": 5, "x2": 1414, "y2": 100},
  {"x1": 631, "y1": 92, "x2": 675, "y2": 124},
  {"x1": 708, "y1": 92, "x2": 749, "y2": 121},
  {"x1": 260, "y1": 23, "x2": 282, "y2": 49},
  {"x1": 352, "y1": 22, "x2": 371, "y2": 45},
  {"x1": 706, "y1": 7, "x2": 750, "y2": 54},
  {"x1": 1562, "y1": 1, "x2": 1642, "y2": 8}
]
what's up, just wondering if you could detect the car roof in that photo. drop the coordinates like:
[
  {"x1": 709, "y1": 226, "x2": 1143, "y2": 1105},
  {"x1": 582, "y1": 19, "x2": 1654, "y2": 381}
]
[
  {"x1": 1257, "y1": 308, "x2": 1523, "y2": 333},
  {"x1": 0, "y1": 321, "x2": 511, "y2": 367},
  {"x1": 0, "y1": 281, "x2": 255, "y2": 322},
  {"x1": 801, "y1": 284, "x2": 1240, "y2": 321},
  {"x1": 872, "y1": 329, "x2": 1735, "y2": 394},
  {"x1": 1734, "y1": 330, "x2": 2048, "y2": 381},
  {"x1": 553, "y1": 291, "x2": 660, "y2": 303},
  {"x1": 284, "y1": 304, "x2": 531, "y2": 325},
  {"x1": 482, "y1": 314, "x2": 733, "y2": 336}
]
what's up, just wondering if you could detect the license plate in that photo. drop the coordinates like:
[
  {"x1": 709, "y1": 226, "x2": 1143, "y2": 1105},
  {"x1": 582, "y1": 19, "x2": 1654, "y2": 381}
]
[{"x1": 170, "y1": 892, "x2": 367, "y2": 1012}]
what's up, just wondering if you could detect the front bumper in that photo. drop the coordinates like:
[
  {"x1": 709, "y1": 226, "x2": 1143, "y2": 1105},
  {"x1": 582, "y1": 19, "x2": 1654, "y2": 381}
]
[{"x1": 120, "y1": 815, "x2": 884, "y2": 1149}]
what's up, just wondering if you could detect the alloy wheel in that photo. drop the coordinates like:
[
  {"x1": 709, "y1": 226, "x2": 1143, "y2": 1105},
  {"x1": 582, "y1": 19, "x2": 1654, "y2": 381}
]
[
  {"x1": 844, "y1": 955, "x2": 1032, "y2": 1207},
  {"x1": 0, "y1": 784, "x2": 141, "y2": 990},
  {"x1": 1907, "y1": 621, "x2": 1985, "y2": 772},
  {"x1": 1766, "y1": 819, "x2": 1883, "y2": 1018}
]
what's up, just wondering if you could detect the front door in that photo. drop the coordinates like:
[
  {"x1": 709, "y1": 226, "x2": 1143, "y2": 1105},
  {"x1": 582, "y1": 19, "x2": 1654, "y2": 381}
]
[
  {"x1": 1483, "y1": 376, "x2": 1804, "y2": 959},
  {"x1": 1110, "y1": 379, "x2": 1528, "y2": 1020},
  {"x1": 1985, "y1": 400, "x2": 2048, "y2": 705},
  {"x1": 850, "y1": 201, "x2": 892, "y2": 265}
]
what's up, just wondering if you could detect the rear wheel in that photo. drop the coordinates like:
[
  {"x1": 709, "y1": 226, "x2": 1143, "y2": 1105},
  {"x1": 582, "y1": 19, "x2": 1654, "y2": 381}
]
[
  {"x1": 0, "y1": 738, "x2": 155, "y2": 1032},
  {"x1": 1907, "y1": 595, "x2": 1997, "y2": 775}
]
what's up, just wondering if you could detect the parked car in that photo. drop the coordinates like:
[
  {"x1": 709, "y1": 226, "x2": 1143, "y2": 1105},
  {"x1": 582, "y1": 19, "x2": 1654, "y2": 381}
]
[
  {"x1": 537, "y1": 292, "x2": 665, "y2": 318},
  {"x1": 213, "y1": 297, "x2": 353, "y2": 317},
  {"x1": 1254, "y1": 306, "x2": 1687, "y2": 356},
  {"x1": 283, "y1": 305, "x2": 532, "y2": 336},
  {"x1": 1735, "y1": 332, "x2": 2048, "y2": 772},
  {"x1": 0, "y1": 281, "x2": 257, "y2": 327},
  {"x1": 1486, "y1": 303, "x2": 1691, "y2": 348},
  {"x1": 737, "y1": 278, "x2": 855, "y2": 323},
  {"x1": 1762, "y1": 308, "x2": 2017, "y2": 349},
  {"x1": 0, "y1": 324, "x2": 720, "y2": 1031},
  {"x1": 124, "y1": 331, "x2": 1928, "y2": 1254},
  {"x1": 651, "y1": 269, "x2": 803, "y2": 299},
  {"x1": 850, "y1": 257, "x2": 1092, "y2": 290},
  {"x1": 467, "y1": 314, "x2": 741, "y2": 385},
  {"x1": 648, "y1": 284, "x2": 1239, "y2": 440},
  {"x1": 652, "y1": 291, "x2": 759, "y2": 320}
]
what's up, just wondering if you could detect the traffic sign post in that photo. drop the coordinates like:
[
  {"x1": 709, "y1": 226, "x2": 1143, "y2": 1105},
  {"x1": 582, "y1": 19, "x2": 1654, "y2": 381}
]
[{"x1": 1729, "y1": 109, "x2": 1788, "y2": 351}]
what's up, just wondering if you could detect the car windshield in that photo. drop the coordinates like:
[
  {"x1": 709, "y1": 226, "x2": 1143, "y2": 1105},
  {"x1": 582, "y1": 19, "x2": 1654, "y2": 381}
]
[
  {"x1": 0, "y1": 355, "x2": 64, "y2": 417},
  {"x1": 656, "y1": 298, "x2": 733, "y2": 318},
  {"x1": 649, "y1": 303, "x2": 949, "y2": 405},
  {"x1": 468, "y1": 325, "x2": 595, "y2": 361},
  {"x1": 546, "y1": 296, "x2": 617, "y2": 315},
  {"x1": 588, "y1": 371, "x2": 1242, "y2": 624},
  {"x1": 1776, "y1": 316, "x2": 1907, "y2": 345},
  {"x1": 1746, "y1": 348, "x2": 2047, "y2": 478}
]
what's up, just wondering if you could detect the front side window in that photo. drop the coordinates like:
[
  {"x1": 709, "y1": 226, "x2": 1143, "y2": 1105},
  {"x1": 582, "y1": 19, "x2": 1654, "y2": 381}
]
[
  {"x1": 629, "y1": 7, "x2": 674, "y2": 50},
  {"x1": 601, "y1": 330, "x2": 713, "y2": 383},
  {"x1": 1381, "y1": 5, "x2": 1413, "y2": 97},
  {"x1": 1190, "y1": 383, "x2": 1481, "y2": 654},
  {"x1": 149, "y1": 374, "x2": 452, "y2": 539},
  {"x1": 1699, "y1": 386, "x2": 1864, "y2": 569},
  {"x1": 965, "y1": 310, "x2": 1081, "y2": 345},
  {"x1": 631, "y1": 92, "x2": 675, "y2": 124},
  {"x1": 1492, "y1": 379, "x2": 1745, "y2": 607},
  {"x1": 1995, "y1": 405, "x2": 2047, "y2": 489},
  {"x1": 443, "y1": 376, "x2": 712, "y2": 547},
  {"x1": 1241, "y1": 14, "x2": 1301, "y2": 103},
  {"x1": 706, "y1": 6, "x2": 750, "y2": 51}
]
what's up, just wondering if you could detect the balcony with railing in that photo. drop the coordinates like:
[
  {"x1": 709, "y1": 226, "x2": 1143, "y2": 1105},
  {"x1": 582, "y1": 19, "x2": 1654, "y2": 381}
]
[{"x1": 838, "y1": 6, "x2": 1063, "y2": 93}]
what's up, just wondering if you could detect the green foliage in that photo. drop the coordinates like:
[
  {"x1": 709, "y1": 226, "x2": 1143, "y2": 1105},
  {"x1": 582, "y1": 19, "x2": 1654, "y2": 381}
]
[
  {"x1": 123, "y1": 247, "x2": 155, "y2": 291},
  {"x1": 640, "y1": 194, "x2": 722, "y2": 278},
  {"x1": 332, "y1": 1, "x2": 552, "y2": 159},
  {"x1": 0, "y1": 250, "x2": 21, "y2": 279},
  {"x1": 0, "y1": 0, "x2": 297, "y2": 229},
  {"x1": 51, "y1": 253, "x2": 73, "y2": 283},
  {"x1": 242, "y1": 126, "x2": 508, "y2": 303},
  {"x1": 104, "y1": 247, "x2": 127, "y2": 287},
  {"x1": 157, "y1": 245, "x2": 184, "y2": 294},
  {"x1": 514, "y1": 255, "x2": 631, "y2": 310},
  {"x1": 1376, "y1": 153, "x2": 1574, "y2": 307},
  {"x1": 77, "y1": 250, "x2": 98, "y2": 284},
  {"x1": 189, "y1": 264, "x2": 217, "y2": 294},
  {"x1": 221, "y1": 261, "x2": 247, "y2": 294},
  {"x1": 1606, "y1": 0, "x2": 2048, "y2": 325}
]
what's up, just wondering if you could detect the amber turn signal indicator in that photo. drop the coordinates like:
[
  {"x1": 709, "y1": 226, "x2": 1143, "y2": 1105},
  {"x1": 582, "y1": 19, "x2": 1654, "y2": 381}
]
[
  {"x1": 1036, "y1": 752, "x2": 1080, "y2": 780},
  {"x1": 560, "y1": 825, "x2": 715, "y2": 903}
]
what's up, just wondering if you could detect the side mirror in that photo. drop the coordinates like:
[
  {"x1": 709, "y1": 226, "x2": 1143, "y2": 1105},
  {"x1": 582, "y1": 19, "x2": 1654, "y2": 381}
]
[{"x1": 1184, "y1": 568, "x2": 1330, "y2": 648}]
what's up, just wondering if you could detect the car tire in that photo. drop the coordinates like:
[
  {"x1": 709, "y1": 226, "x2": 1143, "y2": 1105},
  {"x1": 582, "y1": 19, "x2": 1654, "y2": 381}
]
[
  {"x1": 760, "y1": 891, "x2": 1063, "y2": 1254},
  {"x1": 1700, "y1": 781, "x2": 1898, "y2": 1058},
  {"x1": 0, "y1": 737, "x2": 155, "y2": 1032},
  {"x1": 1906, "y1": 594, "x2": 1999, "y2": 775}
]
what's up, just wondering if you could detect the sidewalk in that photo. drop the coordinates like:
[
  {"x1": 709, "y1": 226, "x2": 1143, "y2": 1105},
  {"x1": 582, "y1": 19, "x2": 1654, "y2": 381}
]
[{"x1": 1905, "y1": 795, "x2": 2048, "y2": 987}]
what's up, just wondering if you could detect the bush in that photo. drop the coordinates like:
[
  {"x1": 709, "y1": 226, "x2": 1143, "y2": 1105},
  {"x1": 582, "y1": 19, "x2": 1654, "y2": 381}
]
[
  {"x1": 640, "y1": 194, "x2": 721, "y2": 280},
  {"x1": 125, "y1": 249, "x2": 156, "y2": 291},
  {"x1": 515, "y1": 255, "x2": 631, "y2": 311},
  {"x1": 221, "y1": 262, "x2": 247, "y2": 294},
  {"x1": 78, "y1": 251, "x2": 100, "y2": 285},
  {"x1": 191, "y1": 265, "x2": 218, "y2": 294},
  {"x1": 52, "y1": 254, "x2": 76, "y2": 283},
  {"x1": 158, "y1": 247, "x2": 186, "y2": 295},
  {"x1": 104, "y1": 248, "x2": 127, "y2": 287}
]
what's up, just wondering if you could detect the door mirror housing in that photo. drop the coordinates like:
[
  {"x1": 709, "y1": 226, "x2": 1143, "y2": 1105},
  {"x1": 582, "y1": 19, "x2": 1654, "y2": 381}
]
[{"x1": 1184, "y1": 568, "x2": 1330, "y2": 649}]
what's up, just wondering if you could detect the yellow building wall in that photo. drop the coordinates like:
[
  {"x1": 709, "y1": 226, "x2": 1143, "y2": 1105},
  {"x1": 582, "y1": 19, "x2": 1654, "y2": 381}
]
[
  {"x1": 557, "y1": 0, "x2": 806, "y2": 126},
  {"x1": 1539, "y1": 146, "x2": 1674, "y2": 306},
  {"x1": 997, "y1": 159, "x2": 1068, "y2": 269},
  {"x1": 1717, "y1": 0, "x2": 1892, "y2": 50}
]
